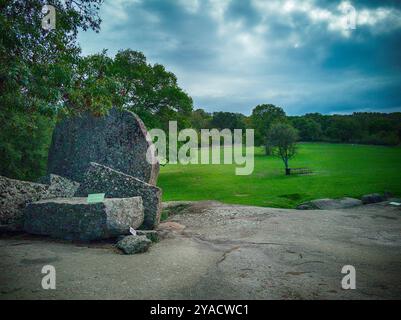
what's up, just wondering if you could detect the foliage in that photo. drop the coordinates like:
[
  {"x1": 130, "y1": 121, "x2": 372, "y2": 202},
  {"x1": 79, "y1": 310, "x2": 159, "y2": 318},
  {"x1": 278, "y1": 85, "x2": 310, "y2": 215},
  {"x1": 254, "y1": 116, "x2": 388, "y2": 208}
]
[
  {"x1": 190, "y1": 109, "x2": 212, "y2": 130},
  {"x1": 0, "y1": 0, "x2": 103, "y2": 180},
  {"x1": 250, "y1": 104, "x2": 286, "y2": 152},
  {"x1": 57, "y1": 48, "x2": 194, "y2": 128},
  {"x1": 290, "y1": 117, "x2": 322, "y2": 141},
  {"x1": 111, "y1": 49, "x2": 193, "y2": 131},
  {"x1": 0, "y1": 0, "x2": 103, "y2": 115},
  {"x1": 209, "y1": 111, "x2": 246, "y2": 131},
  {"x1": 288, "y1": 112, "x2": 401, "y2": 145},
  {"x1": 0, "y1": 108, "x2": 55, "y2": 181}
]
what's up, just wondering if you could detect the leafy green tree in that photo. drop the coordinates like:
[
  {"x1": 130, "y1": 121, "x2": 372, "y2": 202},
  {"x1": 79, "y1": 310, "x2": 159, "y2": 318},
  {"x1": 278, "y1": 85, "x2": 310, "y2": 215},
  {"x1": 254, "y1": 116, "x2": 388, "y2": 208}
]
[
  {"x1": 290, "y1": 117, "x2": 322, "y2": 141},
  {"x1": 326, "y1": 117, "x2": 361, "y2": 142},
  {"x1": 251, "y1": 104, "x2": 286, "y2": 154},
  {"x1": 59, "y1": 48, "x2": 194, "y2": 130},
  {"x1": 267, "y1": 123, "x2": 298, "y2": 175},
  {"x1": 210, "y1": 112, "x2": 246, "y2": 131},
  {"x1": 191, "y1": 109, "x2": 212, "y2": 130},
  {"x1": 0, "y1": 0, "x2": 103, "y2": 114},
  {"x1": 55, "y1": 50, "x2": 121, "y2": 117},
  {"x1": 0, "y1": 110, "x2": 55, "y2": 181},
  {"x1": 111, "y1": 49, "x2": 193, "y2": 131}
]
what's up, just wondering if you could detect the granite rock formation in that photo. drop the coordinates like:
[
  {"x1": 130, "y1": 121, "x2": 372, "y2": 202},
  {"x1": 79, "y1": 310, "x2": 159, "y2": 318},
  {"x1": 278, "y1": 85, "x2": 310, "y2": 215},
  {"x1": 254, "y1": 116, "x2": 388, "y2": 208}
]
[
  {"x1": 76, "y1": 162, "x2": 162, "y2": 230},
  {"x1": 47, "y1": 108, "x2": 159, "y2": 185}
]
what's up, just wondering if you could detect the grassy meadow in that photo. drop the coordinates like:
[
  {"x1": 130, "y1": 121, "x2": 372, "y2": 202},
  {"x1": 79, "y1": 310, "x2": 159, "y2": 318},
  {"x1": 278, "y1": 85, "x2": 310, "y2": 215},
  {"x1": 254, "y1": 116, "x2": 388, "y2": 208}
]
[{"x1": 158, "y1": 143, "x2": 401, "y2": 208}]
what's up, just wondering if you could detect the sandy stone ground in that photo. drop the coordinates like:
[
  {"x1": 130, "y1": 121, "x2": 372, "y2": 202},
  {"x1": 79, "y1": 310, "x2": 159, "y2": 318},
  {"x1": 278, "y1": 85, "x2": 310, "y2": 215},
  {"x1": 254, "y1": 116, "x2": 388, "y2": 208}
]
[{"x1": 1, "y1": 201, "x2": 400, "y2": 299}]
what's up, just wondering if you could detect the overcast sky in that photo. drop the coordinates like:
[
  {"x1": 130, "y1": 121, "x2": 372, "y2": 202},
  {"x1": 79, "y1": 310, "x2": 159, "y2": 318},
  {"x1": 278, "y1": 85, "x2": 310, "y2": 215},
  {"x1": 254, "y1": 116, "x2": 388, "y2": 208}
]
[{"x1": 78, "y1": 0, "x2": 401, "y2": 116}]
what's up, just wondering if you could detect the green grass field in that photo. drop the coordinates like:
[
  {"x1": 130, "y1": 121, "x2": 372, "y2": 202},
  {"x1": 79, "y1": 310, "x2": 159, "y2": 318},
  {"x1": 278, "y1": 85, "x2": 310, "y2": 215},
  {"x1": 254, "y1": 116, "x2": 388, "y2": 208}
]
[{"x1": 158, "y1": 143, "x2": 401, "y2": 208}]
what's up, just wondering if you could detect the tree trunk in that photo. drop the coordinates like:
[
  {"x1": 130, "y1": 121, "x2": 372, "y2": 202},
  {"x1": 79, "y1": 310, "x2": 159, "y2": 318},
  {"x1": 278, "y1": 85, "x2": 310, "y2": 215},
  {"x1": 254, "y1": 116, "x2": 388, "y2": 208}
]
[
  {"x1": 265, "y1": 143, "x2": 271, "y2": 155},
  {"x1": 284, "y1": 159, "x2": 290, "y2": 175}
]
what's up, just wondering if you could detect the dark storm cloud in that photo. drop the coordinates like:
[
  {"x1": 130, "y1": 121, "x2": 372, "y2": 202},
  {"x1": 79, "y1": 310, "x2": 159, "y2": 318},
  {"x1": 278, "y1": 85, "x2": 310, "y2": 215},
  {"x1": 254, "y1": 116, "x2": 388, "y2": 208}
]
[{"x1": 78, "y1": 0, "x2": 401, "y2": 115}]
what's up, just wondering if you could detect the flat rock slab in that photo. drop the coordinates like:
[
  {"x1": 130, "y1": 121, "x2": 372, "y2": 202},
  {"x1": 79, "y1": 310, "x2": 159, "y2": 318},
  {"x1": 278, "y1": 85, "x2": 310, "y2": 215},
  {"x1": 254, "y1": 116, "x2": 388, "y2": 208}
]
[
  {"x1": 47, "y1": 108, "x2": 159, "y2": 185},
  {"x1": 76, "y1": 162, "x2": 162, "y2": 230},
  {"x1": 23, "y1": 197, "x2": 144, "y2": 241},
  {"x1": 297, "y1": 197, "x2": 362, "y2": 210}
]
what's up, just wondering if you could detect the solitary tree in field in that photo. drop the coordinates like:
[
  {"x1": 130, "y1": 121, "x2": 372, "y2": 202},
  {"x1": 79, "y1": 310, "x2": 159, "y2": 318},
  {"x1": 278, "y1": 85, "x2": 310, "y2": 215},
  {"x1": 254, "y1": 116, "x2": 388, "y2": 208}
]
[{"x1": 267, "y1": 123, "x2": 298, "y2": 175}]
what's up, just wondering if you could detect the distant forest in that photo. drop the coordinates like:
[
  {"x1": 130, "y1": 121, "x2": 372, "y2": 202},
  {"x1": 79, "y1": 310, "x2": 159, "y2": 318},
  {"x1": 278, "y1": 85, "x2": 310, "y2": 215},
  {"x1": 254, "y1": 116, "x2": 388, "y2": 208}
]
[{"x1": 191, "y1": 107, "x2": 401, "y2": 147}]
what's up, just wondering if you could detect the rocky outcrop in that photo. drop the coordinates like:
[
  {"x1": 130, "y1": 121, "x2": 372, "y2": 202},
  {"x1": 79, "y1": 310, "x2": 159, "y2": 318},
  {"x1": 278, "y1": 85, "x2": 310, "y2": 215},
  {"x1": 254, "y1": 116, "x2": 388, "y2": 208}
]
[
  {"x1": 0, "y1": 176, "x2": 48, "y2": 225},
  {"x1": 0, "y1": 174, "x2": 80, "y2": 226},
  {"x1": 38, "y1": 174, "x2": 80, "y2": 198},
  {"x1": 23, "y1": 197, "x2": 144, "y2": 241},
  {"x1": 297, "y1": 197, "x2": 362, "y2": 210},
  {"x1": 47, "y1": 108, "x2": 159, "y2": 185},
  {"x1": 76, "y1": 162, "x2": 162, "y2": 230},
  {"x1": 361, "y1": 193, "x2": 385, "y2": 204}
]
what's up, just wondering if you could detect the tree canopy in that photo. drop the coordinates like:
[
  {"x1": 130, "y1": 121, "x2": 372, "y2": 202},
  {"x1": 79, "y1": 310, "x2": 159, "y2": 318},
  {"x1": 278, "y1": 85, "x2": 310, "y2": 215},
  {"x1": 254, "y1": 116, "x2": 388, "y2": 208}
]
[
  {"x1": 0, "y1": 0, "x2": 103, "y2": 180},
  {"x1": 251, "y1": 104, "x2": 286, "y2": 154}
]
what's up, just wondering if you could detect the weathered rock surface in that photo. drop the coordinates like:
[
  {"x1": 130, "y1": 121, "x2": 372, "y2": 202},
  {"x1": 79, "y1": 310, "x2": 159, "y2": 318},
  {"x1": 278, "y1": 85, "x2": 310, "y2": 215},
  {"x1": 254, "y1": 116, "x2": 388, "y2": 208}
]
[
  {"x1": 116, "y1": 235, "x2": 151, "y2": 254},
  {"x1": 296, "y1": 197, "x2": 362, "y2": 210},
  {"x1": 23, "y1": 197, "x2": 144, "y2": 241},
  {"x1": 0, "y1": 176, "x2": 48, "y2": 225},
  {"x1": 76, "y1": 162, "x2": 162, "y2": 230},
  {"x1": 362, "y1": 193, "x2": 385, "y2": 204},
  {"x1": 2, "y1": 201, "x2": 401, "y2": 299},
  {"x1": 47, "y1": 108, "x2": 159, "y2": 185},
  {"x1": 38, "y1": 174, "x2": 80, "y2": 198},
  {"x1": 0, "y1": 174, "x2": 81, "y2": 226}
]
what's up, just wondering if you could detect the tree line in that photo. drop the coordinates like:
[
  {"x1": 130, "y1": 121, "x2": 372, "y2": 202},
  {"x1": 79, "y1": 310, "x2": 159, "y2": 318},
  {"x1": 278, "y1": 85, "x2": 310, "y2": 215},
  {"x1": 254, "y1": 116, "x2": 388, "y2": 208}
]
[{"x1": 191, "y1": 106, "x2": 401, "y2": 149}]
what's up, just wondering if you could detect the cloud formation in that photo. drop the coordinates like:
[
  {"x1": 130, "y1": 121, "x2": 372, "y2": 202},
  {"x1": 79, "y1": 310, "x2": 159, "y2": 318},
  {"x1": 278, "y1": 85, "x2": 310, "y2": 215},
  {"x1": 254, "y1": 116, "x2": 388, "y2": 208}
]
[{"x1": 79, "y1": 0, "x2": 401, "y2": 115}]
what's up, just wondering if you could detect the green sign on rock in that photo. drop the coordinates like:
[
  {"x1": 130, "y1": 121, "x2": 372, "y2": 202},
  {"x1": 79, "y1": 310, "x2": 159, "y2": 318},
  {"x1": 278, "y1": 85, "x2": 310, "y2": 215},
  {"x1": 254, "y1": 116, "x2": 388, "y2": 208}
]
[{"x1": 87, "y1": 193, "x2": 105, "y2": 204}]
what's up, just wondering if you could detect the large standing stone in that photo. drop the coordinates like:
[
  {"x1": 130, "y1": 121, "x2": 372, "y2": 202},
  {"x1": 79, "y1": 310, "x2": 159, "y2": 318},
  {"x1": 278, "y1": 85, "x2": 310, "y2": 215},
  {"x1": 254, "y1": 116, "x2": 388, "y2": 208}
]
[
  {"x1": 76, "y1": 162, "x2": 162, "y2": 230},
  {"x1": 47, "y1": 108, "x2": 159, "y2": 185},
  {"x1": 23, "y1": 197, "x2": 144, "y2": 241}
]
